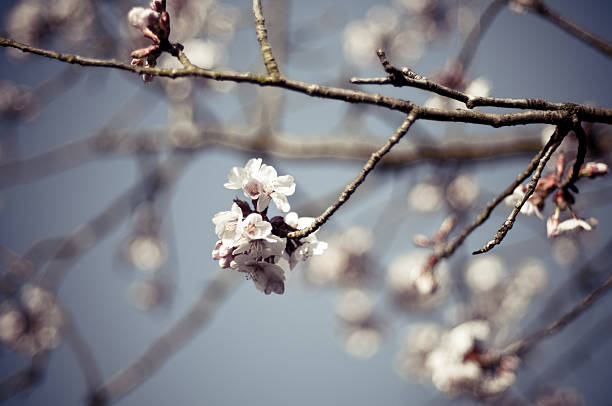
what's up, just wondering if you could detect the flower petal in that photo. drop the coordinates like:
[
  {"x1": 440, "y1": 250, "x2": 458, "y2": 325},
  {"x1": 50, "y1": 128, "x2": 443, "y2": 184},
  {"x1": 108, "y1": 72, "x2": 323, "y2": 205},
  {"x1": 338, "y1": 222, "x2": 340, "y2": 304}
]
[
  {"x1": 271, "y1": 192, "x2": 291, "y2": 212},
  {"x1": 274, "y1": 175, "x2": 296, "y2": 195},
  {"x1": 224, "y1": 167, "x2": 245, "y2": 189}
]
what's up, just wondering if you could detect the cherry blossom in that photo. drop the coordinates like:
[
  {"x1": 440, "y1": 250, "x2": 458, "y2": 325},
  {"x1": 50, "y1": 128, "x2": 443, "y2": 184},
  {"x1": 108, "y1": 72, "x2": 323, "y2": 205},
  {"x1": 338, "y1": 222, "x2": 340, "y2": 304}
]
[
  {"x1": 504, "y1": 184, "x2": 544, "y2": 219},
  {"x1": 224, "y1": 158, "x2": 296, "y2": 212},
  {"x1": 212, "y1": 202, "x2": 243, "y2": 244},
  {"x1": 284, "y1": 212, "x2": 328, "y2": 269},
  {"x1": 231, "y1": 256, "x2": 286, "y2": 295},
  {"x1": 239, "y1": 213, "x2": 272, "y2": 241},
  {"x1": 212, "y1": 158, "x2": 326, "y2": 294},
  {"x1": 127, "y1": 7, "x2": 160, "y2": 31}
]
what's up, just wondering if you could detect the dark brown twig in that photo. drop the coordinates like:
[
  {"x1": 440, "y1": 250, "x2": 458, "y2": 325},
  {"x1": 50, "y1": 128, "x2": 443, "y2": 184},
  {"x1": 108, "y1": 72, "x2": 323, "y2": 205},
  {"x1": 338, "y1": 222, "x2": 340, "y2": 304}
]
[
  {"x1": 287, "y1": 111, "x2": 418, "y2": 239},
  {"x1": 352, "y1": 51, "x2": 606, "y2": 114},
  {"x1": 431, "y1": 129, "x2": 559, "y2": 262},
  {"x1": 527, "y1": 0, "x2": 612, "y2": 58},
  {"x1": 473, "y1": 126, "x2": 566, "y2": 254},
  {"x1": 2, "y1": 37, "x2": 611, "y2": 126}
]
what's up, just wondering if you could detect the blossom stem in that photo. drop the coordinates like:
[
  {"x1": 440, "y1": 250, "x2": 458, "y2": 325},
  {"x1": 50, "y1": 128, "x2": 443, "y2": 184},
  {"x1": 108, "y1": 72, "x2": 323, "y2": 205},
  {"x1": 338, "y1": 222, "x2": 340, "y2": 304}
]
[
  {"x1": 287, "y1": 111, "x2": 418, "y2": 239},
  {"x1": 473, "y1": 125, "x2": 566, "y2": 254}
]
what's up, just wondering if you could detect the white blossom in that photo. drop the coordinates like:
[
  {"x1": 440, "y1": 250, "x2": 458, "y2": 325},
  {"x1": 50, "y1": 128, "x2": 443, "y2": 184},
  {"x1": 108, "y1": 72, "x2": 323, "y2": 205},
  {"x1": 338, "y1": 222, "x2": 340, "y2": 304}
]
[
  {"x1": 239, "y1": 213, "x2": 272, "y2": 241},
  {"x1": 212, "y1": 202, "x2": 243, "y2": 244},
  {"x1": 284, "y1": 212, "x2": 328, "y2": 269},
  {"x1": 224, "y1": 158, "x2": 295, "y2": 212},
  {"x1": 504, "y1": 185, "x2": 543, "y2": 219},
  {"x1": 549, "y1": 217, "x2": 593, "y2": 238},
  {"x1": 212, "y1": 240, "x2": 234, "y2": 268},
  {"x1": 232, "y1": 256, "x2": 286, "y2": 295},
  {"x1": 127, "y1": 7, "x2": 160, "y2": 30},
  {"x1": 233, "y1": 234, "x2": 285, "y2": 262}
]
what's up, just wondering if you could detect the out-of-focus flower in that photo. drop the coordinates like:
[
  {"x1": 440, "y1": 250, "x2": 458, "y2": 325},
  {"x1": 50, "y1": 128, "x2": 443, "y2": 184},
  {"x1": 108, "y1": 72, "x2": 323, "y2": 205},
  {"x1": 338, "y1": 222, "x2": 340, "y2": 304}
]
[
  {"x1": 408, "y1": 181, "x2": 443, "y2": 213},
  {"x1": 494, "y1": 258, "x2": 546, "y2": 325},
  {"x1": 305, "y1": 226, "x2": 373, "y2": 286},
  {"x1": 335, "y1": 288, "x2": 383, "y2": 359},
  {"x1": 387, "y1": 251, "x2": 448, "y2": 308},
  {"x1": 128, "y1": 7, "x2": 160, "y2": 31},
  {"x1": 129, "y1": 276, "x2": 171, "y2": 311},
  {"x1": 464, "y1": 77, "x2": 491, "y2": 99},
  {"x1": 447, "y1": 174, "x2": 479, "y2": 210},
  {"x1": 547, "y1": 208, "x2": 595, "y2": 238},
  {"x1": 284, "y1": 212, "x2": 327, "y2": 269},
  {"x1": 0, "y1": 284, "x2": 63, "y2": 356},
  {"x1": 128, "y1": 7, "x2": 160, "y2": 30},
  {"x1": 224, "y1": 158, "x2": 296, "y2": 212},
  {"x1": 343, "y1": 326, "x2": 382, "y2": 359},
  {"x1": 125, "y1": 234, "x2": 167, "y2": 272},
  {"x1": 6, "y1": 0, "x2": 94, "y2": 60},
  {"x1": 182, "y1": 38, "x2": 225, "y2": 69},
  {"x1": 336, "y1": 289, "x2": 373, "y2": 323},
  {"x1": 532, "y1": 387, "x2": 584, "y2": 406},
  {"x1": 0, "y1": 81, "x2": 35, "y2": 118},
  {"x1": 579, "y1": 162, "x2": 609, "y2": 178},
  {"x1": 551, "y1": 236, "x2": 579, "y2": 265},
  {"x1": 464, "y1": 256, "x2": 505, "y2": 293},
  {"x1": 505, "y1": 184, "x2": 544, "y2": 219},
  {"x1": 397, "y1": 320, "x2": 517, "y2": 398}
]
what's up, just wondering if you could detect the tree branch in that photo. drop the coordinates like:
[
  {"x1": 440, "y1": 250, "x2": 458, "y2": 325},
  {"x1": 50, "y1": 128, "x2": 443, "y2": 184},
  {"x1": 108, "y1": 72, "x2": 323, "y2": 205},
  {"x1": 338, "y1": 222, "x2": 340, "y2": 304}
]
[
  {"x1": 90, "y1": 271, "x2": 240, "y2": 406},
  {"x1": 287, "y1": 111, "x2": 418, "y2": 239},
  {"x1": 352, "y1": 50, "x2": 608, "y2": 113},
  {"x1": 252, "y1": 0, "x2": 281, "y2": 78},
  {"x1": 473, "y1": 126, "x2": 566, "y2": 254},
  {"x1": 501, "y1": 272, "x2": 612, "y2": 357},
  {"x1": 527, "y1": 0, "x2": 612, "y2": 58},
  {"x1": 2, "y1": 37, "x2": 611, "y2": 126}
]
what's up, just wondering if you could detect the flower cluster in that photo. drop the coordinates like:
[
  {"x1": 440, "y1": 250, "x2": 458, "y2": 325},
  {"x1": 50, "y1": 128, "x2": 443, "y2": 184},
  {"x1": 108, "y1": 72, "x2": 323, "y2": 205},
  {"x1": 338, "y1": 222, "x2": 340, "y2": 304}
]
[
  {"x1": 212, "y1": 158, "x2": 327, "y2": 295},
  {"x1": 396, "y1": 320, "x2": 519, "y2": 399},
  {"x1": 505, "y1": 152, "x2": 608, "y2": 238},
  {"x1": 0, "y1": 284, "x2": 64, "y2": 356},
  {"x1": 128, "y1": 1, "x2": 172, "y2": 82}
]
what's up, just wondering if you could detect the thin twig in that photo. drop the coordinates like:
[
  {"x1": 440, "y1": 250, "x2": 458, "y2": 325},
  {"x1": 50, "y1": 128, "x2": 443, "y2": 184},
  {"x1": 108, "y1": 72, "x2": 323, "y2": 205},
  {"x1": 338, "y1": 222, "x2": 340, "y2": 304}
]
[
  {"x1": 2, "y1": 37, "x2": 611, "y2": 126},
  {"x1": 501, "y1": 272, "x2": 612, "y2": 357},
  {"x1": 433, "y1": 129, "x2": 558, "y2": 262},
  {"x1": 252, "y1": 0, "x2": 281, "y2": 77},
  {"x1": 473, "y1": 126, "x2": 566, "y2": 254},
  {"x1": 90, "y1": 271, "x2": 240, "y2": 406},
  {"x1": 287, "y1": 111, "x2": 418, "y2": 239},
  {"x1": 456, "y1": 0, "x2": 507, "y2": 71},
  {"x1": 352, "y1": 51, "x2": 604, "y2": 113},
  {"x1": 527, "y1": 0, "x2": 612, "y2": 58}
]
